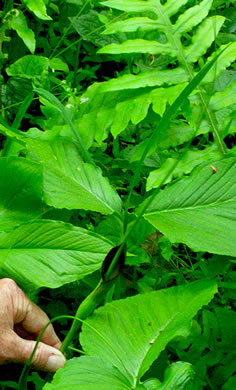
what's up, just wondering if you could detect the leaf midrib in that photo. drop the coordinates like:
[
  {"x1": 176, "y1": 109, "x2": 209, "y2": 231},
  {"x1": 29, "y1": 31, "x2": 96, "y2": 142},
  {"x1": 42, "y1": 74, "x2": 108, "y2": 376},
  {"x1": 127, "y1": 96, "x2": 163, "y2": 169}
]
[{"x1": 132, "y1": 284, "x2": 216, "y2": 386}]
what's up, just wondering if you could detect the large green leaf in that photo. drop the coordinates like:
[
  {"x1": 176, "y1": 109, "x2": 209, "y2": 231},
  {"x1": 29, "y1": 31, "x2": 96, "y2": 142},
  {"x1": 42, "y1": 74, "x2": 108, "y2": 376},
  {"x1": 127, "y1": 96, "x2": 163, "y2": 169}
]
[
  {"x1": 0, "y1": 220, "x2": 112, "y2": 290},
  {"x1": 80, "y1": 280, "x2": 217, "y2": 384},
  {"x1": 0, "y1": 157, "x2": 43, "y2": 231},
  {"x1": 140, "y1": 158, "x2": 236, "y2": 256},
  {"x1": 26, "y1": 137, "x2": 122, "y2": 214},
  {"x1": 44, "y1": 280, "x2": 216, "y2": 389},
  {"x1": 44, "y1": 356, "x2": 131, "y2": 390},
  {"x1": 43, "y1": 358, "x2": 194, "y2": 390}
]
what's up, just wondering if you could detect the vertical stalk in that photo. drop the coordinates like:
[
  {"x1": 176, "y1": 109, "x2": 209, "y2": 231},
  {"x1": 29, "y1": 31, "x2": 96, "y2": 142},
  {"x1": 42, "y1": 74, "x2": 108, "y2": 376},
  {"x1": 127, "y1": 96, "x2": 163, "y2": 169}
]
[
  {"x1": 60, "y1": 279, "x2": 114, "y2": 353},
  {"x1": 1, "y1": 92, "x2": 34, "y2": 157}
]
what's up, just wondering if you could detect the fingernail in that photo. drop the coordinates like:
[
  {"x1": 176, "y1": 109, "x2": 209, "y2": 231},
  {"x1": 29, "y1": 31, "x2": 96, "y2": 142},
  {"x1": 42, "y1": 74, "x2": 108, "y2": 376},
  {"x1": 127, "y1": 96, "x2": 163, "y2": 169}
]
[{"x1": 46, "y1": 351, "x2": 66, "y2": 372}]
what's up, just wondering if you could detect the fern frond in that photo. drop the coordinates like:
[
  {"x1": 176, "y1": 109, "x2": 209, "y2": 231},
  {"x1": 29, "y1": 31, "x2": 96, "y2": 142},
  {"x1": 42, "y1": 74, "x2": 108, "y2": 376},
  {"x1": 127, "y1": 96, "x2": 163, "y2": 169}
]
[{"x1": 74, "y1": 0, "x2": 235, "y2": 152}]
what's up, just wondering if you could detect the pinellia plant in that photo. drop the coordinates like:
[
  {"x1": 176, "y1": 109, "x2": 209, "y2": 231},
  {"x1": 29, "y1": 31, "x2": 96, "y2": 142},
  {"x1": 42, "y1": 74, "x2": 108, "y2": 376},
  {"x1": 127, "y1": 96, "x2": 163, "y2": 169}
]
[{"x1": 0, "y1": 0, "x2": 235, "y2": 389}]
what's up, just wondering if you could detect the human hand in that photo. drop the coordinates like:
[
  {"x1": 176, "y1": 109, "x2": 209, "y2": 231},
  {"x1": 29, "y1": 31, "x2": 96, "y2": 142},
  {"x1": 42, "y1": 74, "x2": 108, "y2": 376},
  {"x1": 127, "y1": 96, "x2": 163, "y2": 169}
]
[{"x1": 0, "y1": 278, "x2": 66, "y2": 372}]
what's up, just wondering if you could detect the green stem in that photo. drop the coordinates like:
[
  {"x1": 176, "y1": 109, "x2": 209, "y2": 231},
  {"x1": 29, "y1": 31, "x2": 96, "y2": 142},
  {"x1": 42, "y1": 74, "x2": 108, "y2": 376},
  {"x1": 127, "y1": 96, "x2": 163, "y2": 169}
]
[
  {"x1": 2, "y1": 92, "x2": 34, "y2": 157},
  {"x1": 34, "y1": 88, "x2": 92, "y2": 164},
  {"x1": 49, "y1": 0, "x2": 90, "y2": 60},
  {"x1": 60, "y1": 279, "x2": 114, "y2": 353}
]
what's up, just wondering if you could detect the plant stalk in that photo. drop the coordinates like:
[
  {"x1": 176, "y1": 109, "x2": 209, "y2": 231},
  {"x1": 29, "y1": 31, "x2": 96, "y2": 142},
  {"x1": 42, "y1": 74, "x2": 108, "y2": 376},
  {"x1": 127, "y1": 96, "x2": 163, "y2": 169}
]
[{"x1": 60, "y1": 278, "x2": 114, "y2": 353}]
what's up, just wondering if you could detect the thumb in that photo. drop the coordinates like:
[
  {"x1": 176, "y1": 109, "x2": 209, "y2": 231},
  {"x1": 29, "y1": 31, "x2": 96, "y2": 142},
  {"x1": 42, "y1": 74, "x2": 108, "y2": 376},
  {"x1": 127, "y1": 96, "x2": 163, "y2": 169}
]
[{"x1": 13, "y1": 334, "x2": 66, "y2": 372}]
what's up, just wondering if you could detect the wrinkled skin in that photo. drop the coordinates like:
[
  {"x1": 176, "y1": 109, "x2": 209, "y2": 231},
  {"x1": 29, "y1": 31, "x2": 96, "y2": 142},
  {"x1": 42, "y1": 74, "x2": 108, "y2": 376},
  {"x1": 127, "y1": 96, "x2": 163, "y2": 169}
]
[{"x1": 0, "y1": 278, "x2": 66, "y2": 372}]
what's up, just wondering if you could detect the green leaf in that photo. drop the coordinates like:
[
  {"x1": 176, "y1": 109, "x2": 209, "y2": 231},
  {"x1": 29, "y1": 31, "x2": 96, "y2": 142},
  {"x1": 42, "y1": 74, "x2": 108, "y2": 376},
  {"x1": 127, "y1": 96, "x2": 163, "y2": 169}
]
[
  {"x1": 99, "y1": 68, "x2": 189, "y2": 92},
  {"x1": 80, "y1": 279, "x2": 217, "y2": 383},
  {"x1": 0, "y1": 220, "x2": 112, "y2": 290},
  {"x1": 144, "y1": 362, "x2": 195, "y2": 389},
  {"x1": 140, "y1": 158, "x2": 236, "y2": 256},
  {"x1": 146, "y1": 143, "x2": 223, "y2": 190},
  {"x1": 77, "y1": 82, "x2": 188, "y2": 141},
  {"x1": 22, "y1": 0, "x2": 52, "y2": 20},
  {"x1": 203, "y1": 42, "x2": 236, "y2": 83},
  {"x1": 100, "y1": 0, "x2": 161, "y2": 13},
  {"x1": 70, "y1": 10, "x2": 118, "y2": 48},
  {"x1": 43, "y1": 356, "x2": 131, "y2": 390},
  {"x1": 146, "y1": 158, "x2": 177, "y2": 191},
  {"x1": 34, "y1": 88, "x2": 92, "y2": 164},
  {"x1": 184, "y1": 16, "x2": 225, "y2": 63},
  {"x1": 0, "y1": 157, "x2": 43, "y2": 231},
  {"x1": 98, "y1": 39, "x2": 172, "y2": 55},
  {"x1": 26, "y1": 137, "x2": 122, "y2": 214},
  {"x1": 49, "y1": 58, "x2": 69, "y2": 72},
  {"x1": 6, "y1": 9, "x2": 35, "y2": 53},
  {"x1": 100, "y1": 0, "x2": 224, "y2": 65},
  {"x1": 210, "y1": 80, "x2": 236, "y2": 111},
  {"x1": 6, "y1": 55, "x2": 49, "y2": 80},
  {"x1": 103, "y1": 17, "x2": 160, "y2": 34},
  {"x1": 0, "y1": 123, "x2": 27, "y2": 144},
  {"x1": 174, "y1": 0, "x2": 213, "y2": 34},
  {"x1": 100, "y1": 0, "x2": 229, "y2": 152},
  {"x1": 131, "y1": 52, "x2": 223, "y2": 161}
]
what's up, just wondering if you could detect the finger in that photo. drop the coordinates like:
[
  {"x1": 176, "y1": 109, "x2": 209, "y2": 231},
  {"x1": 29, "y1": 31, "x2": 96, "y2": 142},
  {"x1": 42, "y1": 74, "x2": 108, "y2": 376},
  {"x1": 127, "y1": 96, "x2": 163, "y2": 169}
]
[
  {"x1": 16, "y1": 294, "x2": 61, "y2": 349},
  {"x1": 2, "y1": 331, "x2": 66, "y2": 372},
  {"x1": 14, "y1": 324, "x2": 34, "y2": 340},
  {"x1": 0, "y1": 278, "x2": 61, "y2": 349}
]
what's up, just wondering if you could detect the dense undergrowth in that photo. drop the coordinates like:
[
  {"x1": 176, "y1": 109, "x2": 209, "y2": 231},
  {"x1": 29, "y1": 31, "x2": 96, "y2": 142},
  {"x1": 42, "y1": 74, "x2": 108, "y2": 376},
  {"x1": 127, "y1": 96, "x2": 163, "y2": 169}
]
[{"x1": 0, "y1": 0, "x2": 236, "y2": 389}]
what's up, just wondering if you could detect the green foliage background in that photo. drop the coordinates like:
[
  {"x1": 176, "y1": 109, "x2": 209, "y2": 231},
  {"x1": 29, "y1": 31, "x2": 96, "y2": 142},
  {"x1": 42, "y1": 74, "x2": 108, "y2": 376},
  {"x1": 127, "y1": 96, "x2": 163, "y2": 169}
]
[{"x1": 0, "y1": 0, "x2": 235, "y2": 389}]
